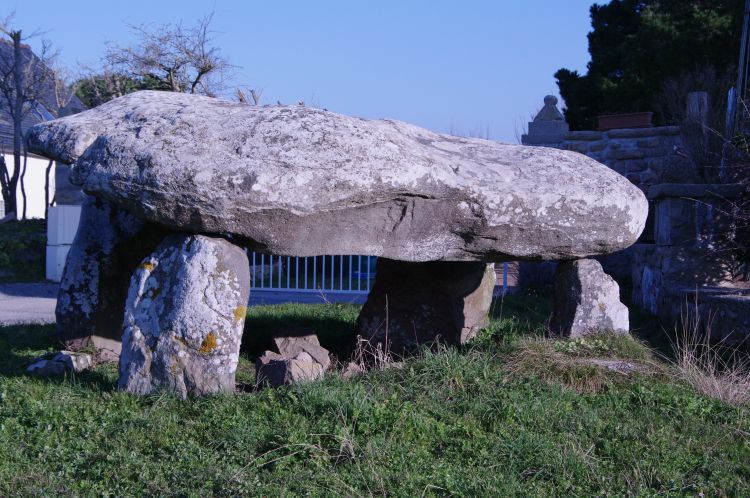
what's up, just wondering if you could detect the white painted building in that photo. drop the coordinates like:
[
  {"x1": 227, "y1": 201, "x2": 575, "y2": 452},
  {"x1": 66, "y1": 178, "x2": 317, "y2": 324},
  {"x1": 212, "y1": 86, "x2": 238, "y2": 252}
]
[{"x1": 0, "y1": 151, "x2": 55, "y2": 219}]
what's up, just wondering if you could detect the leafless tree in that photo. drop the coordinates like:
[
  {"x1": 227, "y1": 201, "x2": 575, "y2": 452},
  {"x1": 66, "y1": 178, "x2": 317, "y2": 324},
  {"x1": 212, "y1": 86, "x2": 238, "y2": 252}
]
[
  {"x1": 102, "y1": 13, "x2": 232, "y2": 98},
  {"x1": 236, "y1": 87, "x2": 262, "y2": 105},
  {"x1": 0, "y1": 15, "x2": 61, "y2": 219}
]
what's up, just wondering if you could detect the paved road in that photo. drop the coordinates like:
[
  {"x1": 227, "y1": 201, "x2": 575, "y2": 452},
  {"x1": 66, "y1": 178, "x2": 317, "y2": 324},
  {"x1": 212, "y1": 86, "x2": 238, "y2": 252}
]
[
  {"x1": 0, "y1": 282, "x2": 368, "y2": 326},
  {"x1": 0, "y1": 282, "x2": 59, "y2": 326}
]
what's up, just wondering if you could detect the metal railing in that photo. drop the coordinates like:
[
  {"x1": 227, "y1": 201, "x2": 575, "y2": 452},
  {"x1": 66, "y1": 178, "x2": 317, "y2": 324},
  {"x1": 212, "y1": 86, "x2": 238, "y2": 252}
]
[{"x1": 249, "y1": 253, "x2": 377, "y2": 294}]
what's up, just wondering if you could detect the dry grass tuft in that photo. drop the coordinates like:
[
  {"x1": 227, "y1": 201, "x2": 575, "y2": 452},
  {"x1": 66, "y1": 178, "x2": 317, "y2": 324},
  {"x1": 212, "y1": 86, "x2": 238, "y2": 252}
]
[
  {"x1": 349, "y1": 334, "x2": 398, "y2": 371},
  {"x1": 672, "y1": 305, "x2": 750, "y2": 407},
  {"x1": 503, "y1": 335, "x2": 656, "y2": 394}
]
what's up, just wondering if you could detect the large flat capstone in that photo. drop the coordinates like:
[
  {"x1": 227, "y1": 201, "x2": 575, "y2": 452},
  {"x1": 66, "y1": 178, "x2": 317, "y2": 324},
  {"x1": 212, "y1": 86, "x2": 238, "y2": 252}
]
[{"x1": 28, "y1": 91, "x2": 647, "y2": 262}]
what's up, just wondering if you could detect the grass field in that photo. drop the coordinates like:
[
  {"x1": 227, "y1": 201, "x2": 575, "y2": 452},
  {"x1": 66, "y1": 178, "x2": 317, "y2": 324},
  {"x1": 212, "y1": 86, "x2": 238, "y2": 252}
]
[{"x1": 0, "y1": 296, "x2": 748, "y2": 496}]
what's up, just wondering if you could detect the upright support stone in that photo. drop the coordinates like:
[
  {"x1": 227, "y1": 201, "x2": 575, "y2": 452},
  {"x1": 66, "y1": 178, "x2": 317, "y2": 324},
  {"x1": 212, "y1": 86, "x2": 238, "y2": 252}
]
[
  {"x1": 354, "y1": 259, "x2": 496, "y2": 356},
  {"x1": 118, "y1": 234, "x2": 250, "y2": 398},
  {"x1": 552, "y1": 259, "x2": 629, "y2": 337},
  {"x1": 55, "y1": 196, "x2": 167, "y2": 360}
]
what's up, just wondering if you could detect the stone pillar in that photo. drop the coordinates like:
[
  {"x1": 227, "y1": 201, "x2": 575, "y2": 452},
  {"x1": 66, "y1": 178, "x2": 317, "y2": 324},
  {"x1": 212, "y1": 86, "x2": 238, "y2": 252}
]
[
  {"x1": 118, "y1": 234, "x2": 251, "y2": 398},
  {"x1": 552, "y1": 259, "x2": 629, "y2": 337},
  {"x1": 55, "y1": 196, "x2": 168, "y2": 360},
  {"x1": 353, "y1": 259, "x2": 496, "y2": 356},
  {"x1": 521, "y1": 95, "x2": 569, "y2": 146}
]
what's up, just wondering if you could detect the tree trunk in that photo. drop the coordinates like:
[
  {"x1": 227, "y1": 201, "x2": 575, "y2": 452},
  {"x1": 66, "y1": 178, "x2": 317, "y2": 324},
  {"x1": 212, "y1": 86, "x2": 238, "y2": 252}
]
[
  {"x1": 0, "y1": 155, "x2": 12, "y2": 215},
  {"x1": 8, "y1": 31, "x2": 24, "y2": 218},
  {"x1": 44, "y1": 159, "x2": 53, "y2": 219},
  {"x1": 20, "y1": 148, "x2": 28, "y2": 219}
]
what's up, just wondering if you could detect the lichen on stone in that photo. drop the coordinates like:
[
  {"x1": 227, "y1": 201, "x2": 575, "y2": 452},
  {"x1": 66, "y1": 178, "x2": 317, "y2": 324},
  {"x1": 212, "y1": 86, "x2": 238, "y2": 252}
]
[
  {"x1": 199, "y1": 332, "x2": 218, "y2": 354},
  {"x1": 233, "y1": 305, "x2": 248, "y2": 321},
  {"x1": 140, "y1": 262, "x2": 156, "y2": 272}
]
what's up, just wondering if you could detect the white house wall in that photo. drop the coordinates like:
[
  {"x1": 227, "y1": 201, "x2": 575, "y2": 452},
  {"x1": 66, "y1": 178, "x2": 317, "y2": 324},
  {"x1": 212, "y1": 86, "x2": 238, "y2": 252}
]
[{"x1": 2, "y1": 153, "x2": 55, "y2": 219}]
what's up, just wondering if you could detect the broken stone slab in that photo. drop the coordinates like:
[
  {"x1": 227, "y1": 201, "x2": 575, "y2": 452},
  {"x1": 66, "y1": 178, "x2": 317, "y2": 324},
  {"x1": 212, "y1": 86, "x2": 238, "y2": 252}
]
[
  {"x1": 353, "y1": 259, "x2": 496, "y2": 356},
  {"x1": 551, "y1": 259, "x2": 629, "y2": 337},
  {"x1": 255, "y1": 350, "x2": 325, "y2": 387},
  {"x1": 117, "y1": 234, "x2": 250, "y2": 398},
  {"x1": 28, "y1": 90, "x2": 648, "y2": 262},
  {"x1": 27, "y1": 351, "x2": 94, "y2": 376},
  {"x1": 271, "y1": 331, "x2": 331, "y2": 371},
  {"x1": 55, "y1": 196, "x2": 168, "y2": 360}
]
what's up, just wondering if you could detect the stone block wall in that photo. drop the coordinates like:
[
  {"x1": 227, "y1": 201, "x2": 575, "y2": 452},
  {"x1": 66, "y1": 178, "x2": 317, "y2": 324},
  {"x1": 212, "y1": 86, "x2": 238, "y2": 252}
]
[
  {"x1": 557, "y1": 126, "x2": 684, "y2": 191},
  {"x1": 523, "y1": 124, "x2": 686, "y2": 259}
]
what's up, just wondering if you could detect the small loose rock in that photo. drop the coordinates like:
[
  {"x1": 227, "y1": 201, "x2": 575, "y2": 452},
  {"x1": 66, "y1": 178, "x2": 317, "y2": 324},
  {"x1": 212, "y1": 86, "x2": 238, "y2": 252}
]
[{"x1": 27, "y1": 351, "x2": 94, "y2": 377}]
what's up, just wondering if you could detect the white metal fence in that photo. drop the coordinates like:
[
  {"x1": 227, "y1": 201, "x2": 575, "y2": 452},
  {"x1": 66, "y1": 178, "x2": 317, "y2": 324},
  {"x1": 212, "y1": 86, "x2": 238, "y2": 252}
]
[{"x1": 249, "y1": 253, "x2": 377, "y2": 294}]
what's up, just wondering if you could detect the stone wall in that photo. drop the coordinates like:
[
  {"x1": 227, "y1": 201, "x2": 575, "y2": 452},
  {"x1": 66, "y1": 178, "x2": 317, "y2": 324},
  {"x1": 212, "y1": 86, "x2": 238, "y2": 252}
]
[
  {"x1": 630, "y1": 183, "x2": 748, "y2": 343},
  {"x1": 559, "y1": 126, "x2": 684, "y2": 191},
  {"x1": 519, "y1": 98, "x2": 690, "y2": 289},
  {"x1": 526, "y1": 126, "x2": 684, "y2": 192},
  {"x1": 521, "y1": 96, "x2": 687, "y2": 194}
]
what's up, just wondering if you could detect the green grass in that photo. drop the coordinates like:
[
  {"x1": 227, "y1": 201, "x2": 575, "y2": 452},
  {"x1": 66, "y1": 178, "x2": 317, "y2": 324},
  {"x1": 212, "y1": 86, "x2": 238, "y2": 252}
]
[
  {"x1": 0, "y1": 219, "x2": 46, "y2": 283},
  {"x1": 0, "y1": 296, "x2": 748, "y2": 496}
]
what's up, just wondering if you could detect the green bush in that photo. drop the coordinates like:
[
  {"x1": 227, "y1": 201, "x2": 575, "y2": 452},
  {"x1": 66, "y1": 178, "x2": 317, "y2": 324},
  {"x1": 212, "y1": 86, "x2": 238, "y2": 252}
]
[{"x1": 0, "y1": 219, "x2": 46, "y2": 282}]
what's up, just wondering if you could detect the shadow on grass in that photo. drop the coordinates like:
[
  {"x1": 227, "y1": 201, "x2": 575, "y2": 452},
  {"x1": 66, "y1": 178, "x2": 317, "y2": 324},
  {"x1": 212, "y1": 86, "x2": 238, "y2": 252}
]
[
  {"x1": 485, "y1": 290, "x2": 678, "y2": 360},
  {"x1": 0, "y1": 324, "x2": 117, "y2": 390},
  {"x1": 241, "y1": 302, "x2": 361, "y2": 358},
  {"x1": 489, "y1": 291, "x2": 552, "y2": 326}
]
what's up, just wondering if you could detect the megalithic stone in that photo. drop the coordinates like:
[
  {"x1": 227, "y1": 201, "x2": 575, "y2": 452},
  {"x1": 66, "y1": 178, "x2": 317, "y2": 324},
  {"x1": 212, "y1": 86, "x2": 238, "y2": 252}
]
[
  {"x1": 28, "y1": 90, "x2": 648, "y2": 262},
  {"x1": 55, "y1": 196, "x2": 168, "y2": 360},
  {"x1": 354, "y1": 259, "x2": 496, "y2": 356},
  {"x1": 551, "y1": 259, "x2": 629, "y2": 337},
  {"x1": 118, "y1": 234, "x2": 250, "y2": 398}
]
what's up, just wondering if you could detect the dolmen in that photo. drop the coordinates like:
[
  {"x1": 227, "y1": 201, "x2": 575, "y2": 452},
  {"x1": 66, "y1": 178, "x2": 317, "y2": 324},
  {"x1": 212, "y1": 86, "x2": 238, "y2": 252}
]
[{"x1": 27, "y1": 91, "x2": 647, "y2": 397}]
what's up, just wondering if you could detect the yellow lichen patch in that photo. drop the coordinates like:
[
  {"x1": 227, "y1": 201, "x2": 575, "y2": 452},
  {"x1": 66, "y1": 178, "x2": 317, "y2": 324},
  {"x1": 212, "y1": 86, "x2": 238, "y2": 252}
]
[
  {"x1": 233, "y1": 305, "x2": 248, "y2": 321},
  {"x1": 598, "y1": 302, "x2": 607, "y2": 311},
  {"x1": 199, "y1": 332, "x2": 218, "y2": 354},
  {"x1": 139, "y1": 262, "x2": 156, "y2": 272}
]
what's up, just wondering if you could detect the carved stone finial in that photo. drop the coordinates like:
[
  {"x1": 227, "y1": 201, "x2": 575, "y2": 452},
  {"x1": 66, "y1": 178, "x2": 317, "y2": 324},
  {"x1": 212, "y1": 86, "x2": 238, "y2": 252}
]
[
  {"x1": 522, "y1": 94, "x2": 569, "y2": 145},
  {"x1": 534, "y1": 95, "x2": 565, "y2": 122}
]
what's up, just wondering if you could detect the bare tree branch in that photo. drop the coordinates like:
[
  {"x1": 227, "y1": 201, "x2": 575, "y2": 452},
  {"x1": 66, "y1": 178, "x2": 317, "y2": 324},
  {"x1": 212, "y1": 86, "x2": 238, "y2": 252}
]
[
  {"x1": 0, "y1": 18, "x2": 68, "y2": 218},
  {"x1": 100, "y1": 13, "x2": 232, "y2": 98}
]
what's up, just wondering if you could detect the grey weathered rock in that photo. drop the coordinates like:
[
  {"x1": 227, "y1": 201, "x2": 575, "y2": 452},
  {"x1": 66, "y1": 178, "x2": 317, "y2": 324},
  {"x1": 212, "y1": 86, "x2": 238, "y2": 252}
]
[
  {"x1": 255, "y1": 332, "x2": 330, "y2": 387},
  {"x1": 27, "y1": 358, "x2": 66, "y2": 377},
  {"x1": 255, "y1": 350, "x2": 326, "y2": 387},
  {"x1": 551, "y1": 259, "x2": 629, "y2": 337},
  {"x1": 354, "y1": 259, "x2": 496, "y2": 355},
  {"x1": 272, "y1": 332, "x2": 331, "y2": 371},
  {"x1": 341, "y1": 361, "x2": 365, "y2": 379},
  {"x1": 28, "y1": 90, "x2": 647, "y2": 262},
  {"x1": 54, "y1": 162, "x2": 85, "y2": 205},
  {"x1": 56, "y1": 196, "x2": 167, "y2": 360},
  {"x1": 27, "y1": 351, "x2": 94, "y2": 376},
  {"x1": 118, "y1": 234, "x2": 250, "y2": 398}
]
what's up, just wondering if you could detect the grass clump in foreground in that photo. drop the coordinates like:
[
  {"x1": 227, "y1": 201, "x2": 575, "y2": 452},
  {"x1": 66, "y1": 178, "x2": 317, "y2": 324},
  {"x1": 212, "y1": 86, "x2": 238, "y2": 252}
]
[{"x1": 0, "y1": 295, "x2": 748, "y2": 496}]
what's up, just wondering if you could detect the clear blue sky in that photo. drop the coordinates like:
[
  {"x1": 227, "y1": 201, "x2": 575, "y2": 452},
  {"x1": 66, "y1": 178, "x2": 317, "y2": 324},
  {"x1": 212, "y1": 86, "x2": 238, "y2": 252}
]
[{"x1": 9, "y1": 0, "x2": 594, "y2": 142}]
